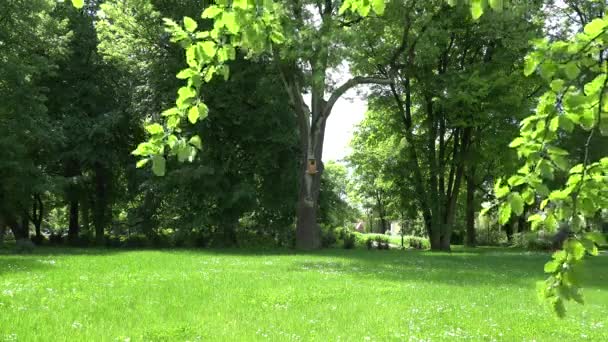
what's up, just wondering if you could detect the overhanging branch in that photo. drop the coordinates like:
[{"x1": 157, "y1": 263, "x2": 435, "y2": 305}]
[{"x1": 322, "y1": 76, "x2": 392, "y2": 118}]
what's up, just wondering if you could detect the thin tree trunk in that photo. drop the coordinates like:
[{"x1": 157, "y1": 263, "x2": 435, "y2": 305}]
[
  {"x1": 68, "y1": 197, "x2": 79, "y2": 242},
  {"x1": 94, "y1": 163, "x2": 108, "y2": 245},
  {"x1": 32, "y1": 194, "x2": 43, "y2": 240},
  {"x1": 465, "y1": 165, "x2": 476, "y2": 247},
  {"x1": 0, "y1": 214, "x2": 5, "y2": 246},
  {"x1": 441, "y1": 127, "x2": 471, "y2": 250}
]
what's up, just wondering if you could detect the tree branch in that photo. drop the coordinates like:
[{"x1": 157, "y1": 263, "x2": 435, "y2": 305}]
[{"x1": 322, "y1": 76, "x2": 392, "y2": 118}]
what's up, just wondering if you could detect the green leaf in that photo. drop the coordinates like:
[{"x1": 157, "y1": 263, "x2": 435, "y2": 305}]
[
  {"x1": 162, "y1": 107, "x2": 180, "y2": 117},
  {"x1": 580, "y1": 238, "x2": 598, "y2": 256},
  {"x1": 569, "y1": 164, "x2": 583, "y2": 174},
  {"x1": 145, "y1": 123, "x2": 164, "y2": 135},
  {"x1": 189, "y1": 135, "x2": 202, "y2": 150},
  {"x1": 509, "y1": 192, "x2": 524, "y2": 216},
  {"x1": 523, "y1": 54, "x2": 539, "y2": 76},
  {"x1": 550, "y1": 154, "x2": 569, "y2": 171},
  {"x1": 509, "y1": 137, "x2": 525, "y2": 148},
  {"x1": 564, "y1": 239, "x2": 585, "y2": 261},
  {"x1": 184, "y1": 16, "x2": 197, "y2": 32},
  {"x1": 233, "y1": 0, "x2": 249, "y2": 9},
  {"x1": 151, "y1": 155, "x2": 166, "y2": 177},
  {"x1": 553, "y1": 250, "x2": 567, "y2": 262},
  {"x1": 558, "y1": 115, "x2": 574, "y2": 133},
  {"x1": 489, "y1": 0, "x2": 503, "y2": 11},
  {"x1": 197, "y1": 103, "x2": 209, "y2": 120},
  {"x1": 585, "y1": 232, "x2": 607, "y2": 246},
  {"x1": 544, "y1": 260, "x2": 560, "y2": 273},
  {"x1": 222, "y1": 12, "x2": 240, "y2": 35},
  {"x1": 200, "y1": 41, "x2": 217, "y2": 57},
  {"x1": 507, "y1": 175, "x2": 526, "y2": 187},
  {"x1": 201, "y1": 6, "x2": 223, "y2": 19},
  {"x1": 71, "y1": 0, "x2": 84, "y2": 9},
  {"x1": 583, "y1": 18, "x2": 607, "y2": 36},
  {"x1": 545, "y1": 213, "x2": 557, "y2": 231},
  {"x1": 498, "y1": 202, "x2": 511, "y2": 225},
  {"x1": 549, "y1": 117, "x2": 559, "y2": 132},
  {"x1": 550, "y1": 79, "x2": 564, "y2": 92},
  {"x1": 563, "y1": 62, "x2": 579, "y2": 80},
  {"x1": 176, "y1": 68, "x2": 195, "y2": 79},
  {"x1": 372, "y1": 0, "x2": 386, "y2": 15},
  {"x1": 136, "y1": 159, "x2": 149, "y2": 168},
  {"x1": 188, "y1": 106, "x2": 199, "y2": 124},
  {"x1": 471, "y1": 0, "x2": 484, "y2": 20}
]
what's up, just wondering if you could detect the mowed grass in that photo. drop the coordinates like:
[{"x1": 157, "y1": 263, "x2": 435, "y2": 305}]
[{"x1": 0, "y1": 248, "x2": 607, "y2": 341}]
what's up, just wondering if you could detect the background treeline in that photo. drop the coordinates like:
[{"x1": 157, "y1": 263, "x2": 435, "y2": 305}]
[{"x1": 1, "y1": 0, "x2": 336, "y2": 249}]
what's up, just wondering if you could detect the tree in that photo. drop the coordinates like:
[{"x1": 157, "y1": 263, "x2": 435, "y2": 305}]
[
  {"x1": 0, "y1": 0, "x2": 70, "y2": 241},
  {"x1": 495, "y1": 15, "x2": 608, "y2": 317},
  {"x1": 131, "y1": 0, "x2": 394, "y2": 249}
]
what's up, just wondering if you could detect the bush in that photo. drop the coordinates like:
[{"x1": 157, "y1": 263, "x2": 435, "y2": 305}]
[
  {"x1": 374, "y1": 235, "x2": 389, "y2": 250},
  {"x1": 405, "y1": 236, "x2": 429, "y2": 250},
  {"x1": 320, "y1": 225, "x2": 338, "y2": 248},
  {"x1": 512, "y1": 231, "x2": 554, "y2": 251},
  {"x1": 342, "y1": 232, "x2": 356, "y2": 249},
  {"x1": 365, "y1": 237, "x2": 373, "y2": 250},
  {"x1": 476, "y1": 228, "x2": 506, "y2": 246}
]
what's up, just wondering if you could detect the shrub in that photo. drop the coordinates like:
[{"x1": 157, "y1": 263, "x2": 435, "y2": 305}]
[
  {"x1": 476, "y1": 228, "x2": 506, "y2": 246},
  {"x1": 405, "y1": 236, "x2": 429, "y2": 250},
  {"x1": 365, "y1": 237, "x2": 373, "y2": 250},
  {"x1": 320, "y1": 225, "x2": 338, "y2": 248},
  {"x1": 374, "y1": 235, "x2": 389, "y2": 250},
  {"x1": 512, "y1": 231, "x2": 554, "y2": 251},
  {"x1": 342, "y1": 232, "x2": 356, "y2": 249}
]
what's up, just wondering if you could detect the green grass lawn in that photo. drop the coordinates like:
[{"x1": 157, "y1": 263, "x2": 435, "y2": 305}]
[{"x1": 1, "y1": 247, "x2": 607, "y2": 341}]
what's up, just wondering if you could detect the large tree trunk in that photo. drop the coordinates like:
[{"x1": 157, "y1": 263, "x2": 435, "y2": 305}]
[
  {"x1": 295, "y1": 121, "x2": 325, "y2": 250},
  {"x1": 9, "y1": 214, "x2": 29, "y2": 240}
]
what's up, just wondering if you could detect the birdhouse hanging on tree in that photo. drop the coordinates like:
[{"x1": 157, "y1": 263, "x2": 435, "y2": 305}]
[{"x1": 307, "y1": 157, "x2": 318, "y2": 174}]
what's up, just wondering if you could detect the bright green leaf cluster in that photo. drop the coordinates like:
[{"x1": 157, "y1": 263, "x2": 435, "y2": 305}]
[
  {"x1": 498, "y1": 16, "x2": 608, "y2": 316},
  {"x1": 132, "y1": 1, "x2": 285, "y2": 175}
]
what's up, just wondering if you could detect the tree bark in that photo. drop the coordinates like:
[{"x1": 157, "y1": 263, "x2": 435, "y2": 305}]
[
  {"x1": 32, "y1": 194, "x2": 43, "y2": 241},
  {"x1": 68, "y1": 197, "x2": 79, "y2": 242}
]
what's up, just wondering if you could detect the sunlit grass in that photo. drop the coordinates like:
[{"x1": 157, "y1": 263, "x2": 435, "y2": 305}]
[{"x1": 0, "y1": 247, "x2": 606, "y2": 341}]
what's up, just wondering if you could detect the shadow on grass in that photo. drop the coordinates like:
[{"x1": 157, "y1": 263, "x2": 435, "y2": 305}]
[{"x1": 0, "y1": 245, "x2": 606, "y2": 291}]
